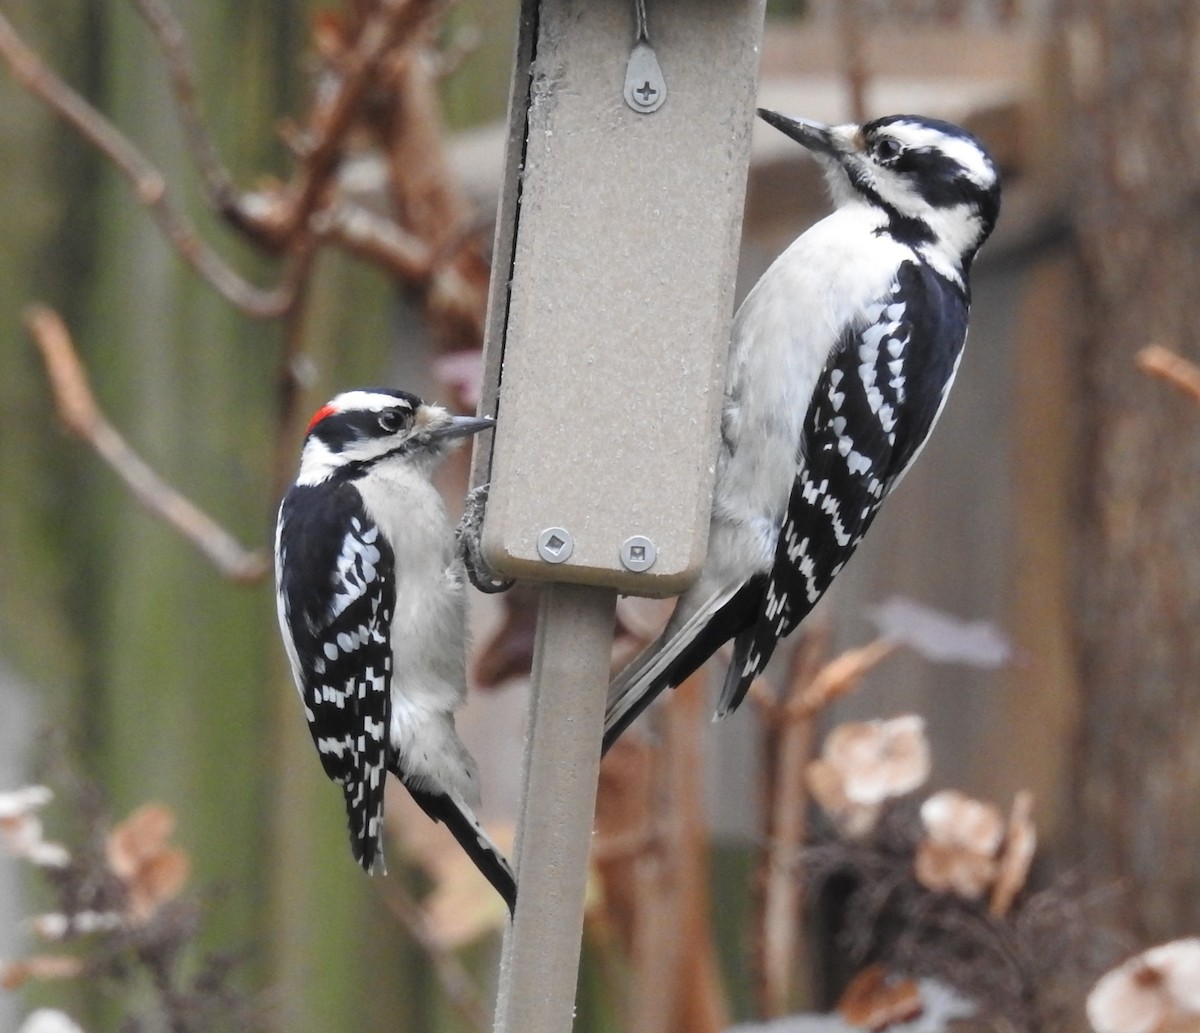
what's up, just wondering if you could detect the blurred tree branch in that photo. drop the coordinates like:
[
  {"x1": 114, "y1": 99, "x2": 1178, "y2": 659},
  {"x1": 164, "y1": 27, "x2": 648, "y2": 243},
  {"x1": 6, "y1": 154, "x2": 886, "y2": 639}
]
[
  {"x1": 1136, "y1": 344, "x2": 1200, "y2": 406},
  {"x1": 0, "y1": 0, "x2": 481, "y2": 342},
  {"x1": 377, "y1": 880, "x2": 490, "y2": 1033},
  {"x1": 0, "y1": 11, "x2": 300, "y2": 318},
  {"x1": 1, "y1": 0, "x2": 492, "y2": 560},
  {"x1": 592, "y1": 673, "x2": 729, "y2": 1033},
  {"x1": 25, "y1": 305, "x2": 269, "y2": 583},
  {"x1": 2, "y1": 2, "x2": 512, "y2": 1028},
  {"x1": 129, "y1": 0, "x2": 238, "y2": 211},
  {"x1": 752, "y1": 630, "x2": 899, "y2": 1017}
]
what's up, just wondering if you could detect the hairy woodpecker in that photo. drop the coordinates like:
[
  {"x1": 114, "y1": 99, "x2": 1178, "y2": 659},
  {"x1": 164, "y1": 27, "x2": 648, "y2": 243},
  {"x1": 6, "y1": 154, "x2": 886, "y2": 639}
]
[
  {"x1": 274, "y1": 388, "x2": 516, "y2": 912},
  {"x1": 605, "y1": 111, "x2": 1001, "y2": 752}
]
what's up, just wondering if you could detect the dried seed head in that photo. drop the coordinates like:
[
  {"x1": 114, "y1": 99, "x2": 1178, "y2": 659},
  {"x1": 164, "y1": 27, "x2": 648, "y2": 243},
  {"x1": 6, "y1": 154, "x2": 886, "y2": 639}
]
[
  {"x1": 807, "y1": 716, "x2": 930, "y2": 838},
  {"x1": 914, "y1": 840, "x2": 998, "y2": 899},
  {"x1": 1087, "y1": 938, "x2": 1200, "y2": 1033},
  {"x1": 824, "y1": 716, "x2": 932, "y2": 806},
  {"x1": 0, "y1": 788, "x2": 69, "y2": 869},
  {"x1": 919, "y1": 789, "x2": 1004, "y2": 854},
  {"x1": 914, "y1": 790, "x2": 1008, "y2": 900},
  {"x1": 105, "y1": 803, "x2": 190, "y2": 924}
]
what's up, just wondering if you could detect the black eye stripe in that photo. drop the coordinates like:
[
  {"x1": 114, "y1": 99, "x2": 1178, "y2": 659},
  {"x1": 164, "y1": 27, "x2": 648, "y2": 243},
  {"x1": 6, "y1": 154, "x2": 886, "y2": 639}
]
[{"x1": 314, "y1": 406, "x2": 413, "y2": 451}]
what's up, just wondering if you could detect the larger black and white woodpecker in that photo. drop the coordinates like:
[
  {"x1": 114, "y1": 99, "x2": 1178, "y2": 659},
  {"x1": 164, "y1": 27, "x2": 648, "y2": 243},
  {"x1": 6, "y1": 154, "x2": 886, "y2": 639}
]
[
  {"x1": 274, "y1": 389, "x2": 517, "y2": 912},
  {"x1": 604, "y1": 111, "x2": 1001, "y2": 753}
]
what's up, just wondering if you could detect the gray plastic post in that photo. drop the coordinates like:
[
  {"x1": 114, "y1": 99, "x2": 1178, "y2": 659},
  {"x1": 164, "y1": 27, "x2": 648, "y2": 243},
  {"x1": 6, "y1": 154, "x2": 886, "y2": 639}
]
[
  {"x1": 492, "y1": 583, "x2": 617, "y2": 1033},
  {"x1": 476, "y1": 1, "x2": 767, "y2": 1029}
]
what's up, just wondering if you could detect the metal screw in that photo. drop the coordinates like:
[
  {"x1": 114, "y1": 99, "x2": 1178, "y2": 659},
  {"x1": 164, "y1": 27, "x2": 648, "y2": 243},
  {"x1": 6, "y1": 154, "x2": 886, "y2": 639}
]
[
  {"x1": 537, "y1": 527, "x2": 574, "y2": 564},
  {"x1": 623, "y1": 43, "x2": 666, "y2": 114},
  {"x1": 623, "y1": 1, "x2": 665, "y2": 115},
  {"x1": 619, "y1": 535, "x2": 657, "y2": 572}
]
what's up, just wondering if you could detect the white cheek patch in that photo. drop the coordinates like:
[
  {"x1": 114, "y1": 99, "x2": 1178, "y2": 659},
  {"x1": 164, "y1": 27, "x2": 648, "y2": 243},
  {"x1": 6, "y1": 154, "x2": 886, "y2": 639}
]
[
  {"x1": 296, "y1": 437, "x2": 339, "y2": 486},
  {"x1": 923, "y1": 203, "x2": 984, "y2": 263}
]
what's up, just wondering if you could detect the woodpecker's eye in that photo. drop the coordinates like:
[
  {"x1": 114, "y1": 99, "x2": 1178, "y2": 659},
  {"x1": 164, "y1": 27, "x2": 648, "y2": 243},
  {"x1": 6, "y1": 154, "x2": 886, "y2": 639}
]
[
  {"x1": 873, "y1": 137, "x2": 904, "y2": 164},
  {"x1": 377, "y1": 410, "x2": 408, "y2": 434}
]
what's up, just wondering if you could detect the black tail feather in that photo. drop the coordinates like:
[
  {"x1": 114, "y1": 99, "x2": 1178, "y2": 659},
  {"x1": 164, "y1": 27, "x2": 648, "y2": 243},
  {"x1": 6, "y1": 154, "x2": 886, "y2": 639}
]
[
  {"x1": 715, "y1": 627, "x2": 758, "y2": 718},
  {"x1": 600, "y1": 578, "x2": 764, "y2": 756},
  {"x1": 600, "y1": 575, "x2": 768, "y2": 753},
  {"x1": 407, "y1": 785, "x2": 517, "y2": 915}
]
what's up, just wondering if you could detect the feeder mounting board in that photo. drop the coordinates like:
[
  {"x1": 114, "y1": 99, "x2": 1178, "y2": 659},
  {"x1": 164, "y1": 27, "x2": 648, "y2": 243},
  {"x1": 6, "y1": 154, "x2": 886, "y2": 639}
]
[{"x1": 473, "y1": 0, "x2": 767, "y2": 599}]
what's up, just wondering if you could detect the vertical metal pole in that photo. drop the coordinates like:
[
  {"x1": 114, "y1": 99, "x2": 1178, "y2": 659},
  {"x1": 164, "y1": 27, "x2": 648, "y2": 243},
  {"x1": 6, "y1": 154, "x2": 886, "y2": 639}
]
[{"x1": 493, "y1": 582, "x2": 617, "y2": 1033}]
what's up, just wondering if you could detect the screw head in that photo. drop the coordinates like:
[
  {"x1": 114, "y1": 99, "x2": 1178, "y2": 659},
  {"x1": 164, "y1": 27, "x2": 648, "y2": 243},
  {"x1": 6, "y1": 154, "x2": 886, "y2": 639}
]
[
  {"x1": 619, "y1": 535, "x2": 657, "y2": 572},
  {"x1": 623, "y1": 42, "x2": 666, "y2": 115},
  {"x1": 537, "y1": 527, "x2": 574, "y2": 564}
]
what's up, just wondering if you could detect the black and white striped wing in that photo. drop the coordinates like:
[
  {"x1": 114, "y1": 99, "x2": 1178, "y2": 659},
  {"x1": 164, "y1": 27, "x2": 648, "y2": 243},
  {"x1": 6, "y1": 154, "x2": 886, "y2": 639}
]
[
  {"x1": 276, "y1": 482, "x2": 394, "y2": 871},
  {"x1": 718, "y1": 261, "x2": 969, "y2": 714}
]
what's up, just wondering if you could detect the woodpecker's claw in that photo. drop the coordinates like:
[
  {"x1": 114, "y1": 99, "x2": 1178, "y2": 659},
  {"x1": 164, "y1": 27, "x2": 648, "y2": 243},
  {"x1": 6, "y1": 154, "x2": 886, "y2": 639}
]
[{"x1": 458, "y1": 484, "x2": 514, "y2": 594}]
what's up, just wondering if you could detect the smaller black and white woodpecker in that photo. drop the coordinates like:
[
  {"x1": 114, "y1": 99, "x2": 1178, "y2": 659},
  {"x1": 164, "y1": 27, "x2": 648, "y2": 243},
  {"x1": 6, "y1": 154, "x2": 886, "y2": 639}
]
[
  {"x1": 274, "y1": 389, "x2": 516, "y2": 912},
  {"x1": 604, "y1": 111, "x2": 1001, "y2": 752}
]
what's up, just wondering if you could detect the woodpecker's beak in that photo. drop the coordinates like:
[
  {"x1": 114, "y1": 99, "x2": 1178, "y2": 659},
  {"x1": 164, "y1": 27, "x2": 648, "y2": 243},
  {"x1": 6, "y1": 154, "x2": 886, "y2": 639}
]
[
  {"x1": 426, "y1": 414, "x2": 496, "y2": 443},
  {"x1": 757, "y1": 109, "x2": 837, "y2": 157}
]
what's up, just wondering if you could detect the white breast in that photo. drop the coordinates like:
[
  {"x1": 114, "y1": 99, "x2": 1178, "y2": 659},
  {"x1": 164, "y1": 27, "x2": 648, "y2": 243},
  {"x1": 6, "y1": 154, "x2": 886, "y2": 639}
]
[
  {"x1": 354, "y1": 464, "x2": 468, "y2": 710},
  {"x1": 711, "y1": 202, "x2": 914, "y2": 574}
]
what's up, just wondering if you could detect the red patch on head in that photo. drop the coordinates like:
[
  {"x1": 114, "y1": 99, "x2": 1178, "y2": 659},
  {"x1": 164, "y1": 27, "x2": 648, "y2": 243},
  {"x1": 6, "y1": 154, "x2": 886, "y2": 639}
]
[{"x1": 306, "y1": 403, "x2": 337, "y2": 434}]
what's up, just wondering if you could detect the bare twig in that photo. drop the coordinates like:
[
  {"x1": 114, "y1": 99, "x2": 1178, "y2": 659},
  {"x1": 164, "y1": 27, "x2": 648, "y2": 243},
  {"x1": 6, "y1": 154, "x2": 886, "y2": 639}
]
[
  {"x1": 0, "y1": 11, "x2": 296, "y2": 318},
  {"x1": 267, "y1": 0, "x2": 446, "y2": 246},
  {"x1": 376, "y1": 879, "x2": 490, "y2": 1033},
  {"x1": 128, "y1": 0, "x2": 238, "y2": 209},
  {"x1": 591, "y1": 660, "x2": 731, "y2": 1033},
  {"x1": 26, "y1": 306, "x2": 269, "y2": 583},
  {"x1": 754, "y1": 631, "x2": 901, "y2": 1017},
  {"x1": 785, "y1": 637, "x2": 900, "y2": 721},
  {"x1": 662, "y1": 673, "x2": 729, "y2": 1033},
  {"x1": 1136, "y1": 344, "x2": 1200, "y2": 405},
  {"x1": 312, "y1": 201, "x2": 435, "y2": 280},
  {"x1": 754, "y1": 630, "x2": 829, "y2": 1019},
  {"x1": 598, "y1": 672, "x2": 728, "y2": 1033}
]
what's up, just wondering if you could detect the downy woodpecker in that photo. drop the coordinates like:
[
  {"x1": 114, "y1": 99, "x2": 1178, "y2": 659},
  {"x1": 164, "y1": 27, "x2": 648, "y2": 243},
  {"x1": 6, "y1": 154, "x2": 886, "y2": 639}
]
[
  {"x1": 275, "y1": 389, "x2": 516, "y2": 912},
  {"x1": 605, "y1": 111, "x2": 1001, "y2": 751}
]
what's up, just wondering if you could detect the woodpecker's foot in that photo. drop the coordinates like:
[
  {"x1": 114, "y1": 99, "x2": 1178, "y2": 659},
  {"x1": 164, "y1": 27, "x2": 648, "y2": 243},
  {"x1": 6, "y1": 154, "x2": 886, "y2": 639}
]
[{"x1": 458, "y1": 484, "x2": 514, "y2": 594}]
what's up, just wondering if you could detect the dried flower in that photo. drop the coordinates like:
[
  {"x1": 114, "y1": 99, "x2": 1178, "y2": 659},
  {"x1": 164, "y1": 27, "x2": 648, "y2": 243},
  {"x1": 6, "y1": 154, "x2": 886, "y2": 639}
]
[
  {"x1": 0, "y1": 786, "x2": 70, "y2": 868},
  {"x1": 1087, "y1": 939, "x2": 1200, "y2": 1033},
  {"x1": 105, "y1": 803, "x2": 190, "y2": 923},
  {"x1": 913, "y1": 840, "x2": 998, "y2": 899},
  {"x1": 432, "y1": 349, "x2": 484, "y2": 408},
  {"x1": 914, "y1": 790, "x2": 1004, "y2": 899},
  {"x1": 17, "y1": 1009, "x2": 87, "y2": 1033},
  {"x1": 807, "y1": 716, "x2": 931, "y2": 837},
  {"x1": 915, "y1": 789, "x2": 1038, "y2": 906},
  {"x1": 920, "y1": 789, "x2": 1005, "y2": 854},
  {"x1": 867, "y1": 597, "x2": 1012, "y2": 669}
]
